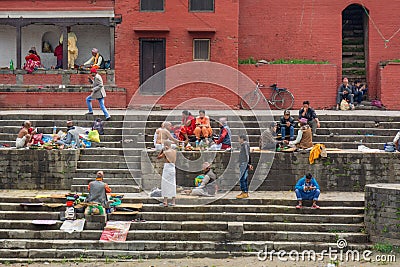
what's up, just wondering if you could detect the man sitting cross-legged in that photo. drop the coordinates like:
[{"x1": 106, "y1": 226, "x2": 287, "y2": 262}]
[{"x1": 194, "y1": 110, "x2": 213, "y2": 145}]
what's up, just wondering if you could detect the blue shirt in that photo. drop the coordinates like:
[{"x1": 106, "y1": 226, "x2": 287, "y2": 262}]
[{"x1": 295, "y1": 176, "x2": 320, "y2": 191}]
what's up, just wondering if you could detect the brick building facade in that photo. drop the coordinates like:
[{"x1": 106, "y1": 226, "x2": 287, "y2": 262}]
[{"x1": 0, "y1": 0, "x2": 399, "y2": 109}]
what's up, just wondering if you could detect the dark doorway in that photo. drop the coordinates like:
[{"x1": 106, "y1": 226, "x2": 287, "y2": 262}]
[
  {"x1": 342, "y1": 4, "x2": 368, "y2": 84},
  {"x1": 140, "y1": 39, "x2": 166, "y2": 94}
]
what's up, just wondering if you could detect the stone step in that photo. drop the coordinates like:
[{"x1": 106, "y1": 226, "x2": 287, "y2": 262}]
[
  {"x1": 72, "y1": 177, "x2": 140, "y2": 186},
  {"x1": 0, "y1": 203, "x2": 363, "y2": 215},
  {"x1": 70, "y1": 184, "x2": 141, "y2": 194},
  {"x1": 0, "y1": 196, "x2": 364, "y2": 207},
  {"x1": 0, "y1": 241, "x2": 372, "y2": 260},
  {"x1": 139, "y1": 204, "x2": 364, "y2": 215},
  {"x1": 79, "y1": 155, "x2": 141, "y2": 162},
  {"x1": 0, "y1": 220, "x2": 365, "y2": 233},
  {"x1": 109, "y1": 212, "x2": 364, "y2": 224},
  {"x1": 0, "y1": 229, "x2": 367, "y2": 243},
  {"x1": 0, "y1": 210, "x2": 364, "y2": 224},
  {"x1": 77, "y1": 161, "x2": 140, "y2": 169},
  {"x1": 80, "y1": 148, "x2": 141, "y2": 156},
  {"x1": 75, "y1": 168, "x2": 140, "y2": 178}
]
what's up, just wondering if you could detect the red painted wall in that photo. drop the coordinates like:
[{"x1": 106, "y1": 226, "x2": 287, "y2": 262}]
[
  {"x1": 379, "y1": 63, "x2": 400, "y2": 110},
  {"x1": 239, "y1": 64, "x2": 338, "y2": 110},
  {"x1": 0, "y1": 0, "x2": 113, "y2": 11},
  {"x1": 239, "y1": 0, "x2": 400, "y2": 102},
  {"x1": 0, "y1": 92, "x2": 126, "y2": 109},
  {"x1": 115, "y1": 0, "x2": 239, "y2": 106}
]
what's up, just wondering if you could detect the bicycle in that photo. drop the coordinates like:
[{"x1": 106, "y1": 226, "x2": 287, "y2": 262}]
[{"x1": 240, "y1": 80, "x2": 295, "y2": 110}]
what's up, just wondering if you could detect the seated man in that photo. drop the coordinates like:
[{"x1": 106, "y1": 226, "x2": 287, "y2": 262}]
[
  {"x1": 178, "y1": 110, "x2": 196, "y2": 144},
  {"x1": 352, "y1": 80, "x2": 368, "y2": 106},
  {"x1": 211, "y1": 117, "x2": 232, "y2": 150},
  {"x1": 187, "y1": 162, "x2": 218, "y2": 197},
  {"x1": 86, "y1": 170, "x2": 111, "y2": 208},
  {"x1": 294, "y1": 173, "x2": 320, "y2": 209},
  {"x1": 154, "y1": 122, "x2": 180, "y2": 150},
  {"x1": 298, "y1": 100, "x2": 320, "y2": 136},
  {"x1": 82, "y1": 48, "x2": 104, "y2": 69},
  {"x1": 194, "y1": 110, "x2": 213, "y2": 144},
  {"x1": 56, "y1": 120, "x2": 78, "y2": 148},
  {"x1": 336, "y1": 77, "x2": 354, "y2": 110},
  {"x1": 16, "y1": 121, "x2": 35, "y2": 148},
  {"x1": 279, "y1": 110, "x2": 295, "y2": 140},
  {"x1": 284, "y1": 118, "x2": 313, "y2": 149}
]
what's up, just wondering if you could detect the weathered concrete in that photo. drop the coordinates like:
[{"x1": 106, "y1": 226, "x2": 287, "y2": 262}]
[
  {"x1": 365, "y1": 184, "x2": 400, "y2": 245},
  {"x1": 0, "y1": 149, "x2": 78, "y2": 190},
  {"x1": 143, "y1": 150, "x2": 400, "y2": 192}
]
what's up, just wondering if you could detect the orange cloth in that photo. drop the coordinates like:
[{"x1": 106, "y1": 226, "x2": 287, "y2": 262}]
[
  {"x1": 309, "y1": 143, "x2": 326, "y2": 164},
  {"x1": 194, "y1": 115, "x2": 213, "y2": 138}
]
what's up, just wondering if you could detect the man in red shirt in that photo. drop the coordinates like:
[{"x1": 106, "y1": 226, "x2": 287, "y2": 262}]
[{"x1": 178, "y1": 110, "x2": 196, "y2": 145}]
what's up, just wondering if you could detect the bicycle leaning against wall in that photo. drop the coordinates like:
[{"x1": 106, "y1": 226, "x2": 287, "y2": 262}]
[{"x1": 240, "y1": 80, "x2": 295, "y2": 110}]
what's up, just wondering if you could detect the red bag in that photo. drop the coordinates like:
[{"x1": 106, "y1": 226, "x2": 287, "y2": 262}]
[{"x1": 31, "y1": 133, "x2": 44, "y2": 145}]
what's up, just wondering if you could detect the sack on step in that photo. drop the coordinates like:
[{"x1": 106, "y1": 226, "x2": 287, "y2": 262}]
[
  {"x1": 88, "y1": 130, "x2": 100, "y2": 143},
  {"x1": 340, "y1": 99, "x2": 350, "y2": 110}
]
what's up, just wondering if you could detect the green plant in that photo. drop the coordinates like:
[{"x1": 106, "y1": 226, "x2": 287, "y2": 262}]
[
  {"x1": 373, "y1": 243, "x2": 394, "y2": 253},
  {"x1": 245, "y1": 244, "x2": 254, "y2": 252},
  {"x1": 238, "y1": 57, "x2": 257, "y2": 64},
  {"x1": 269, "y1": 58, "x2": 329, "y2": 64}
]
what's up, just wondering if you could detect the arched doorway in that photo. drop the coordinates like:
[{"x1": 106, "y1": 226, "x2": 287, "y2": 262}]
[{"x1": 342, "y1": 4, "x2": 368, "y2": 85}]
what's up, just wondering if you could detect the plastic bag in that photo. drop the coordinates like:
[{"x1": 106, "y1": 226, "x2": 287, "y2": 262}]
[
  {"x1": 82, "y1": 139, "x2": 92, "y2": 148},
  {"x1": 340, "y1": 99, "x2": 350, "y2": 110},
  {"x1": 88, "y1": 130, "x2": 100, "y2": 143}
]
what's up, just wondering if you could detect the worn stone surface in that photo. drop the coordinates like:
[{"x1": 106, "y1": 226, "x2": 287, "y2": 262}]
[
  {"x1": 365, "y1": 184, "x2": 400, "y2": 245},
  {"x1": 0, "y1": 149, "x2": 78, "y2": 190},
  {"x1": 143, "y1": 150, "x2": 400, "y2": 192}
]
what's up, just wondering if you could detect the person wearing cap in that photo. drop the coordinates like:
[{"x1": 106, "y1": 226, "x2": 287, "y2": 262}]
[
  {"x1": 86, "y1": 170, "x2": 111, "y2": 208},
  {"x1": 284, "y1": 118, "x2": 313, "y2": 149},
  {"x1": 294, "y1": 173, "x2": 320, "y2": 209},
  {"x1": 83, "y1": 48, "x2": 104, "y2": 69},
  {"x1": 279, "y1": 110, "x2": 295, "y2": 141},
  {"x1": 298, "y1": 100, "x2": 320, "y2": 136},
  {"x1": 189, "y1": 162, "x2": 218, "y2": 197},
  {"x1": 86, "y1": 67, "x2": 111, "y2": 121},
  {"x1": 55, "y1": 120, "x2": 78, "y2": 148},
  {"x1": 209, "y1": 117, "x2": 232, "y2": 150}
]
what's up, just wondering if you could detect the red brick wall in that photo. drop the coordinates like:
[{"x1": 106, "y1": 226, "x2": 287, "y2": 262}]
[
  {"x1": 239, "y1": 0, "x2": 400, "y2": 103},
  {"x1": 239, "y1": 64, "x2": 338, "y2": 110},
  {"x1": 0, "y1": 92, "x2": 126, "y2": 109},
  {"x1": 0, "y1": 0, "x2": 113, "y2": 11},
  {"x1": 115, "y1": 0, "x2": 239, "y2": 106},
  {"x1": 0, "y1": 74, "x2": 16, "y2": 84},
  {"x1": 23, "y1": 74, "x2": 61, "y2": 85},
  {"x1": 379, "y1": 62, "x2": 400, "y2": 110}
]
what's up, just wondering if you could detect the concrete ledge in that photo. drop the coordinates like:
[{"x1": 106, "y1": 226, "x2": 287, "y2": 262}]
[
  {"x1": 0, "y1": 149, "x2": 79, "y2": 190},
  {"x1": 365, "y1": 183, "x2": 400, "y2": 245},
  {"x1": 142, "y1": 150, "x2": 400, "y2": 192}
]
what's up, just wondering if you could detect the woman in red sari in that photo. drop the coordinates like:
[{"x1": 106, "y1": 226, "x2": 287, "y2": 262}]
[
  {"x1": 24, "y1": 50, "x2": 41, "y2": 74},
  {"x1": 178, "y1": 110, "x2": 196, "y2": 144}
]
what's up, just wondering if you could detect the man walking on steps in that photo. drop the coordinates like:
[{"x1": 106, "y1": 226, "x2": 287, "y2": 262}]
[
  {"x1": 236, "y1": 135, "x2": 253, "y2": 199},
  {"x1": 86, "y1": 67, "x2": 111, "y2": 121},
  {"x1": 294, "y1": 173, "x2": 320, "y2": 209}
]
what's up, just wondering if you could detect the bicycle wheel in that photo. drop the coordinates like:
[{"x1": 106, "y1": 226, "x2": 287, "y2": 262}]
[
  {"x1": 272, "y1": 90, "x2": 294, "y2": 110},
  {"x1": 240, "y1": 91, "x2": 261, "y2": 110}
]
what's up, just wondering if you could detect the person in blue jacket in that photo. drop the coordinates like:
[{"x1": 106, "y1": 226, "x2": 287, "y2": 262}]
[{"x1": 294, "y1": 173, "x2": 320, "y2": 209}]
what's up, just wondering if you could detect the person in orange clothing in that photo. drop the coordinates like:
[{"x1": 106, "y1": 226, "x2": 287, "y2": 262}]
[
  {"x1": 194, "y1": 110, "x2": 213, "y2": 144},
  {"x1": 178, "y1": 110, "x2": 196, "y2": 144}
]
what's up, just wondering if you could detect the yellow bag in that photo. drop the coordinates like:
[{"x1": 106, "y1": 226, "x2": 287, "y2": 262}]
[
  {"x1": 340, "y1": 99, "x2": 350, "y2": 110},
  {"x1": 88, "y1": 130, "x2": 100, "y2": 143}
]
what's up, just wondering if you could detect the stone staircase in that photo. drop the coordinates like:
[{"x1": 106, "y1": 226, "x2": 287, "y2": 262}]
[
  {"x1": 0, "y1": 112, "x2": 399, "y2": 194},
  {"x1": 342, "y1": 5, "x2": 366, "y2": 83},
  {"x1": 0, "y1": 193, "x2": 369, "y2": 262}
]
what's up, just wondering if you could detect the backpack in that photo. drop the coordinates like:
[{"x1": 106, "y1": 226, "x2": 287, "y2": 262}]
[{"x1": 92, "y1": 118, "x2": 104, "y2": 135}]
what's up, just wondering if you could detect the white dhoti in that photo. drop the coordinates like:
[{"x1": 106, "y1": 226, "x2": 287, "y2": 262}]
[
  {"x1": 161, "y1": 163, "x2": 176, "y2": 198},
  {"x1": 16, "y1": 136, "x2": 27, "y2": 148}
]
